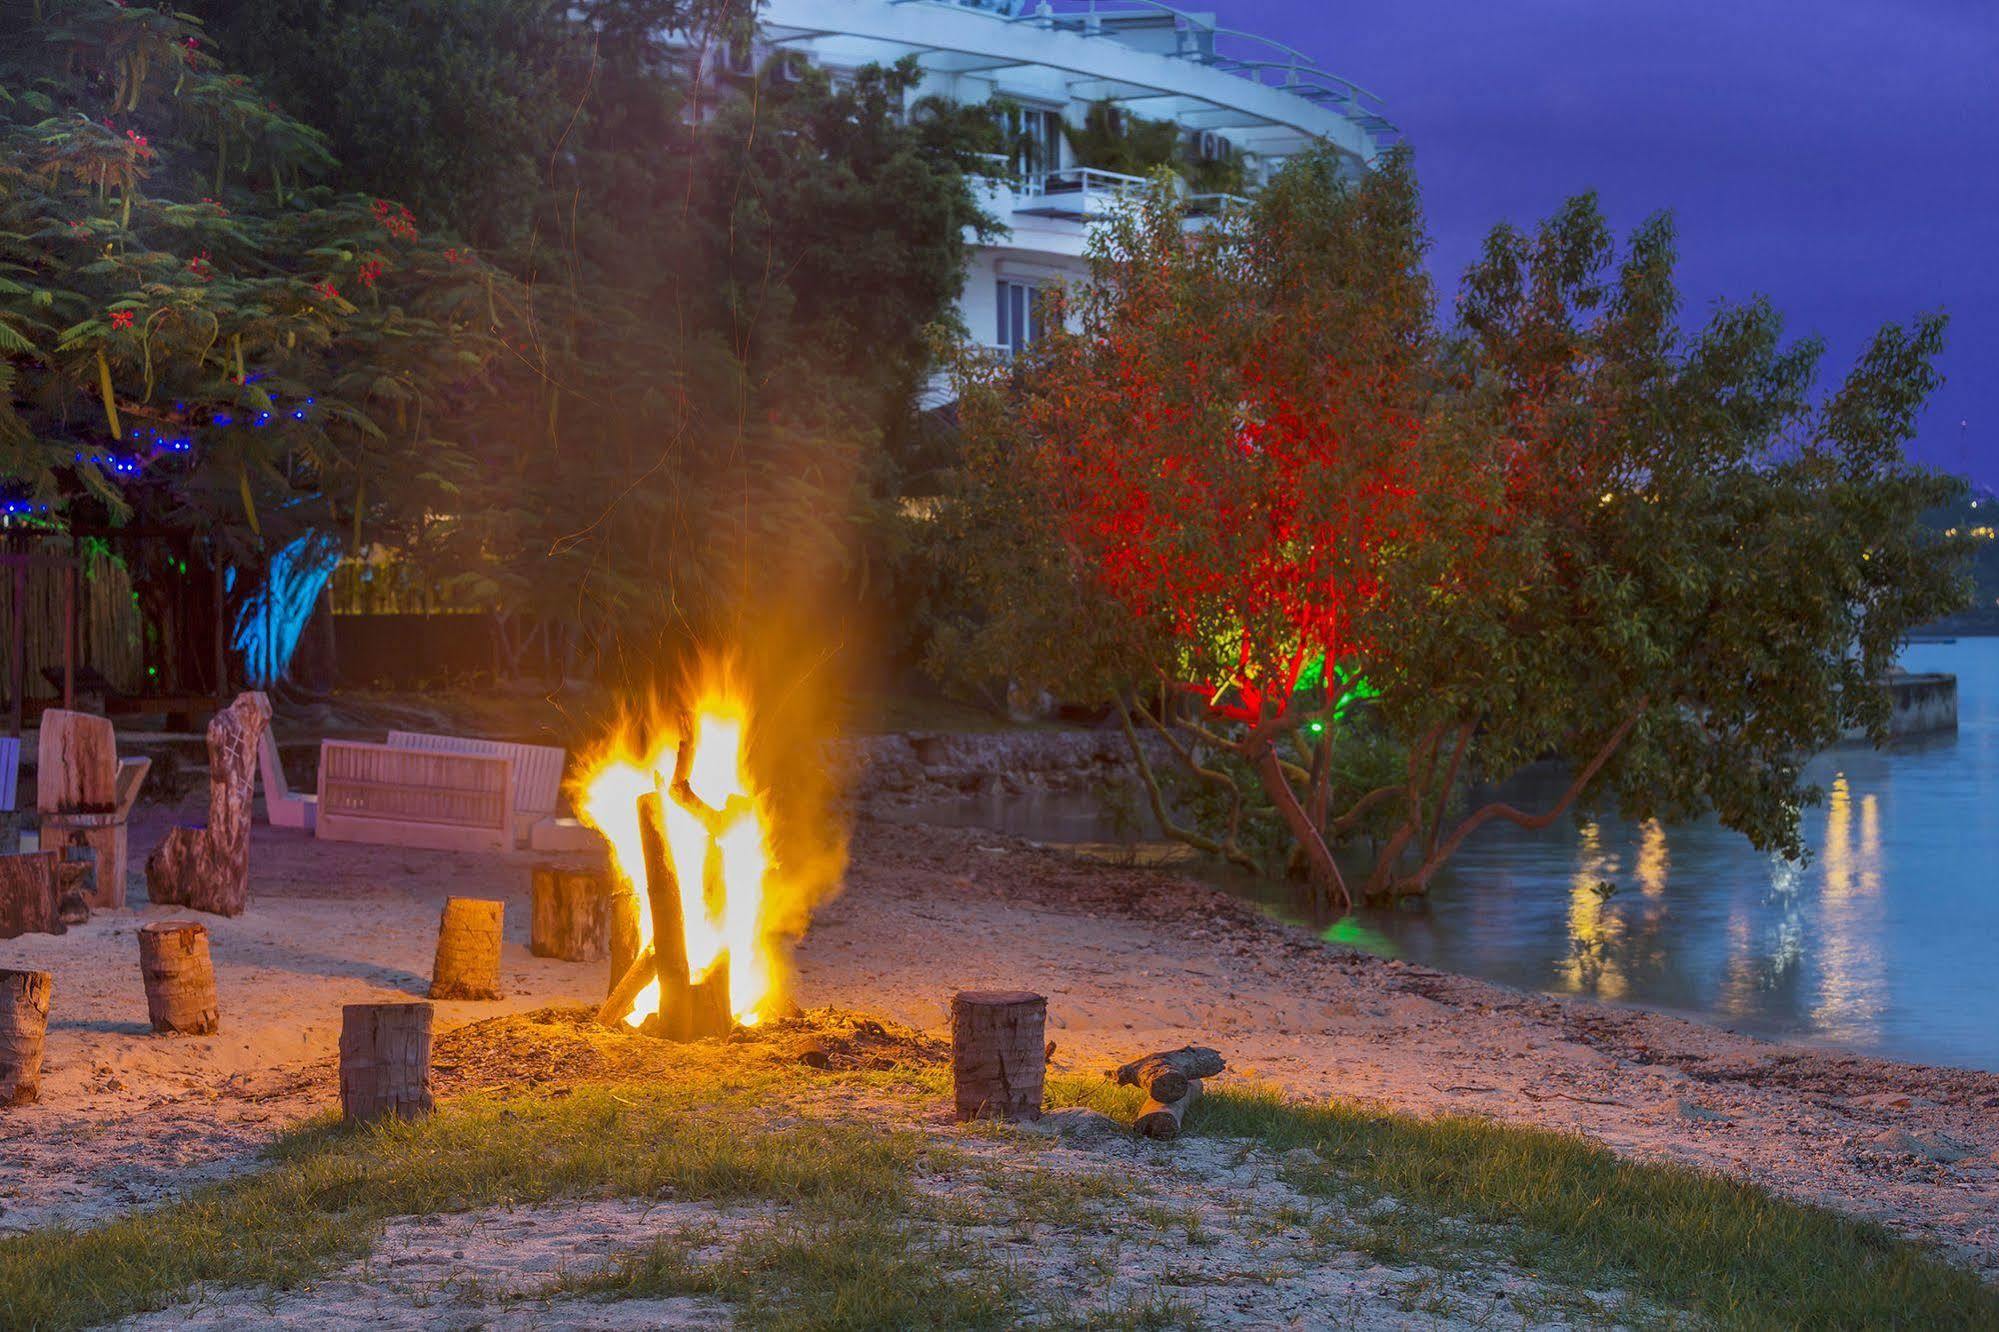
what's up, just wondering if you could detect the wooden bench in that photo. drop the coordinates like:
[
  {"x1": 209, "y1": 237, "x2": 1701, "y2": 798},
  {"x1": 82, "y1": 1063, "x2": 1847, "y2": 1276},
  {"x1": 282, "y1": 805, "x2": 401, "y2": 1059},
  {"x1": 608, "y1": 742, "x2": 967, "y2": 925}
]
[
  {"x1": 314, "y1": 741, "x2": 514, "y2": 853},
  {"x1": 386, "y1": 731, "x2": 566, "y2": 846}
]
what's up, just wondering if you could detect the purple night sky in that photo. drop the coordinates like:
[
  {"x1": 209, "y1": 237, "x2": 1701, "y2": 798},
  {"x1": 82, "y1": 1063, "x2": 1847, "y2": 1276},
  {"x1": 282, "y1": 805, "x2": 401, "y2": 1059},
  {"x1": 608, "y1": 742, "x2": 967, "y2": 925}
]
[{"x1": 1198, "y1": 0, "x2": 1997, "y2": 487}]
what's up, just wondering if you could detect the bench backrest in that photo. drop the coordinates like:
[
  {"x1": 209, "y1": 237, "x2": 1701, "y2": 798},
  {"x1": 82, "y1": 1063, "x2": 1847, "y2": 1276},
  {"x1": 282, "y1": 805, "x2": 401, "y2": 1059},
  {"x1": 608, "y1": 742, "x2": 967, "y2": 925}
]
[
  {"x1": 316, "y1": 740, "x2": 513, "y2": 852},
  {"x1": 0, "y1": 736, "x2": 17, "y2": 813},
  {"x1": 386, "y1": 731, "x2": 565, "y2": 817},
  {"x1": 36, "y1": 709, "x2": 117, "y2": 812}
]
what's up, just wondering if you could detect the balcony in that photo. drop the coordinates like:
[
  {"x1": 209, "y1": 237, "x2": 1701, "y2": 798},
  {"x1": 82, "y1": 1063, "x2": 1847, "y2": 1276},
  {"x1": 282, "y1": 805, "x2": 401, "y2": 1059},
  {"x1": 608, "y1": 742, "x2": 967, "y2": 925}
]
[{"x1": 1013, "y1": 167, "x2": 1152, "y2": 220}]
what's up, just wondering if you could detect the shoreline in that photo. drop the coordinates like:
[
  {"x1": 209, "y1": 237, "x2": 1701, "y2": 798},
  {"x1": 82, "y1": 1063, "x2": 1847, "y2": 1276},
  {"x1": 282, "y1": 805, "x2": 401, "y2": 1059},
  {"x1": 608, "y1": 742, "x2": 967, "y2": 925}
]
[{"x1": 1, "y1": 799, "x2": 1993, "y2": 1282}]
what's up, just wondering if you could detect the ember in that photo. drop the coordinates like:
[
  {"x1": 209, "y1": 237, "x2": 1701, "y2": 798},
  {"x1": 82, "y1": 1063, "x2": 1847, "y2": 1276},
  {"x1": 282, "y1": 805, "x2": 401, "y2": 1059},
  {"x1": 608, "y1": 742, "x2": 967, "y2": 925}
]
[{"x1": 579, "y1": 668, "x2": 782, "y2": 1035}]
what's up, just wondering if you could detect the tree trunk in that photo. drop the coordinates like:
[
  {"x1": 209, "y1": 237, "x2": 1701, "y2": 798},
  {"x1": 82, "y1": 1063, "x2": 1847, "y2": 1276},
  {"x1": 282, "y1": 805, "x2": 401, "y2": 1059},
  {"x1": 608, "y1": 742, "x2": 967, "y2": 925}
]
[
  {"x1": 0, "y1": 969, "x2": 53, "y2": 1107},
  {"x1": 145, "y1": 693, "x2": 270, "y2": 917},
  {"x1": 1114, "y1": 1046, "x2": 1225, "y2": 1104},
  {"x1": 1134, "y1": 1078, "x2": 1203, "y2": 1140},
  {"x1": 429, "y1": 897, "x2": 504, "y2": 1000},
  {"x1": 529, "y1": 865, "x2": 609, "y2": 962},
  {"x1": 0, "y1": 851, "x2": 60, "y2": 940},
  {"x1": 1248, "y1": 738, "x2": 1349, "y2": 912},
  {"x1": 339, "y1": 1002, "x2": 434, "y2": 1123},
  {"x1": 138, "y1": 921, "x2": 220, "y2": 1035},
  {"x1": 951, "y1": 990, "x2": 1046, "y2": 1122}
]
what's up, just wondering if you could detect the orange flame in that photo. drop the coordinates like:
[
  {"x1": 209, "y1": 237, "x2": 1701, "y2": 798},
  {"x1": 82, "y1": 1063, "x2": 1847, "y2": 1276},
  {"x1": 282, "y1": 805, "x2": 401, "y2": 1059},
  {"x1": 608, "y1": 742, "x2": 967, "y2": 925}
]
[{"x1": 578, "y1": 677, "x2": 777, "y2": 1029}]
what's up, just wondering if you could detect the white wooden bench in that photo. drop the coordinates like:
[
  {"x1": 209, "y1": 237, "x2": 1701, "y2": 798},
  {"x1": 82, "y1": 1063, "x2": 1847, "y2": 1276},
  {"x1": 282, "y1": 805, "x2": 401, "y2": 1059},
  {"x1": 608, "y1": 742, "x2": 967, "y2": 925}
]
[
  {"x1": 386, "y1": 731, "x2": 566, "y2": 846},
  {"x1": 257, "y1": 729, "x2": 317, "y2": 831},
  {"x1": 314, "y1": 740, "x2": 514, "y2": 853},
  {"x1": 0, "y1": 736, "x2": 18, "y2": 813}
]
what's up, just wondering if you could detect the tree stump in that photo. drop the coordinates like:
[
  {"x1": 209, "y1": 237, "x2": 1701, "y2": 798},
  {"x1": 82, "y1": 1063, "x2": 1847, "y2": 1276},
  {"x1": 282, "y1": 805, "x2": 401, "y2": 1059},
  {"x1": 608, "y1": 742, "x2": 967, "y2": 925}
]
[
  {"x1": 145, "y1": 693, "x2": 271, "y2": 917},
  {"x1": 689, "y1": 957, "x2": 732, "y2": 1040},
  {"x1": 951, "y1": 990, "x2": 1047, "y2": 1122},
  {"x1": 606, "y1": 885, "x2": 641, "y2": 997},
  {"x1": 36, "y1": 711, "x2": 132, "y2": 909},
  {"x1": 138, "y1": 920, "x2": 220, "y2": 1035},
  {"x1": 339, "y1": 1002, "x2": 434, "y2": 1122},
  {"x1": 429, "y1": 897, "x2": 504, "y2": 1000},
  {"x1": 0, "y1": 851, "x2": 61, "y2": 940},
  {"x1": 0, "y1": 970, "x2": 53, "y2": 1107},
  {"x1": 529, "y1": 865, "x2": 609, "y2": 962}
]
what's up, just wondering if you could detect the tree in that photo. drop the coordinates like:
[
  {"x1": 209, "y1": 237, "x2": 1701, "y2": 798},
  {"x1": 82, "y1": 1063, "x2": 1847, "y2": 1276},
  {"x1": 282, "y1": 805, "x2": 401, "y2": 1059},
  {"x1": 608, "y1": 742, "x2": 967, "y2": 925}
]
[
  {"x1": 940, "y1": 152, "x2": 1440, "y2": 908},
  {"x1": 937, "y1": 152, "x2": 1972, "y2": 910},
  {"x1": 1, "y1": 0, "x2": 519, "y2": 679},
  {"x1": 201, "y1": 0, "x2": 1003, "y2": 667}
]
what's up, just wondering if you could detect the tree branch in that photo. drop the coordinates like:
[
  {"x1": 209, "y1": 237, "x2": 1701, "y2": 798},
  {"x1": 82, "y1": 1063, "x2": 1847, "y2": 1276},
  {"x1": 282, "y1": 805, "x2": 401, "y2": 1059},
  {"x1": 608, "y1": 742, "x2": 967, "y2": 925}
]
[{"x1": 1115, "y1": 696, "x2": 1260, "y2": 875}]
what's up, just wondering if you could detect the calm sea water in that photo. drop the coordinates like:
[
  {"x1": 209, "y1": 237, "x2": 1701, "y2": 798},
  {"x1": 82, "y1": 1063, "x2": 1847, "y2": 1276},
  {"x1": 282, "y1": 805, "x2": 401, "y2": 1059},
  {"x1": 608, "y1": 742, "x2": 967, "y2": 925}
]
[{"x1": 906, "y1": 639, "x2": 1999, "y2": 1073}]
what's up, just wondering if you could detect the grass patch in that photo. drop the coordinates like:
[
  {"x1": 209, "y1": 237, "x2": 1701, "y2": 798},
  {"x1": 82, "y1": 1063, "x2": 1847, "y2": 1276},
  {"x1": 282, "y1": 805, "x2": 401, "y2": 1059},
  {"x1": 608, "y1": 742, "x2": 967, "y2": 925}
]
[
  {"x1": 0, "y1": 1082, "x2": 927, "y2": 1331},
  {"x1": 1195, "y1": 1083, "x2": 1999, "y2": 1331},
  {"x1": 555, "y1": 1216, "x2": 1020, "y2": 1330}
]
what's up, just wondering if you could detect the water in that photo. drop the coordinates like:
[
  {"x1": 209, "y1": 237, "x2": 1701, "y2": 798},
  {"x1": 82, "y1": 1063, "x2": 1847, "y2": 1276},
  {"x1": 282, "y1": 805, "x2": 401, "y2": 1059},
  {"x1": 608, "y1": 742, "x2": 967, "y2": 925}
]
[{"x1": 902, "y1": 639, "x2": 1999, "y2": 1073}]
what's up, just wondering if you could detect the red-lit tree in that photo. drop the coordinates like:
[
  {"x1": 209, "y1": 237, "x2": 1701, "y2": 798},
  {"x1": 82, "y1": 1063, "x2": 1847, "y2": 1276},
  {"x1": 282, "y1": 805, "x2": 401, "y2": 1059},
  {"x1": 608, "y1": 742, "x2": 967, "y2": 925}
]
[{"x1": 942, "y1": 153, "x2": 1448, "y2": 909}]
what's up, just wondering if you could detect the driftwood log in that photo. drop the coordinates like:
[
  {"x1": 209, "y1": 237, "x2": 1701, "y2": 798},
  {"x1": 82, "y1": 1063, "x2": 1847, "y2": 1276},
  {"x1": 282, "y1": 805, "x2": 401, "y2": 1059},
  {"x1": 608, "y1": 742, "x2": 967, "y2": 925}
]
[
  {"x1": 339, "y1": 1002, "x2": 434, "y2": 1122},
  {"x1": 138, "y1": 920, "x2": 220, "y2": 1034},
  {"x1": 607, "y1": 884, "x2": 641, "y2": 995},
  {"x1": 1135, "y1": 1078, "x2": 1204, "y2": 1140},
  {"x1": 429, "y1": 897, "x2": 504, "y2": 1000},
  {"x1": 0, "y1": 969, "x2": 53, "y2": 1107},
  {"x1": 146, "y1": 693, "x2": 271, "y2": 917},
  {"x1": 0, "y1": 851, "x2": 61, "y2": 940},
  {"x1": 529, "y1": 865, "x2": 609, "y2": 962},
  {"x1": 951, "y1": 990, "x2": 1047, "y2": 1122},
  {"x1": 1114, "y1": 1046, "x2": 1225, "y2": 1105},
  {"x1": 636, "y1": 792, "x2": 693, "y2": 1040},
  {"x1": 599, "y1": 944, "x2": 656, "y2": 1027}
]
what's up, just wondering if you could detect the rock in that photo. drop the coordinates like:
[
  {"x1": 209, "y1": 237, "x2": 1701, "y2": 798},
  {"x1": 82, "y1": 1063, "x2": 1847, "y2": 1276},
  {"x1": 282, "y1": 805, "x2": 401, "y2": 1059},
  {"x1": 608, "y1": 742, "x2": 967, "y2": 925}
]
[
  {"x1": 1026, "y1": 1108, "x2": 1124, "y2": 1143},
  {"x1": 1280, "y1": 1147, "x2": 1321, "y2": 1170},
  {"x1": 1673, "y1": 1098, "x2": 1733, "y2": 1124},
  {"x1": 1361, "y1": 1196, "x2": 1401, "y2": 1220},
  {"x1": 1871, "y1": 1128, "x2": 1975, "y2": 1163}
]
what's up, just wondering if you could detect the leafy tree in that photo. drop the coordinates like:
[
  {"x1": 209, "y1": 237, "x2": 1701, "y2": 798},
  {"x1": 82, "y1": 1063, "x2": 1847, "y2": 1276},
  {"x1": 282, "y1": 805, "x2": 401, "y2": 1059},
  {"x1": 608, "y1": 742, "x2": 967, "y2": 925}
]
[
  {"x1": 0, "y1": 0, "x2": 518, "y2": 675},
  {"x1": 937, "y1": 151, "x2": 1972, "y2": 910},
  {"x1": 201, "y1": 0, "x2": 1002, "y2": 666}
]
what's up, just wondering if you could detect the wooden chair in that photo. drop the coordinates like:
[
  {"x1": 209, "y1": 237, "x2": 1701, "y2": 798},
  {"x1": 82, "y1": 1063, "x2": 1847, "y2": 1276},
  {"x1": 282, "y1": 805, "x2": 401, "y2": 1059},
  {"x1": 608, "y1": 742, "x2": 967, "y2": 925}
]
[
  {"x1": 0, "y1": 736, "x2": 18, "y2": 813},
  {"x1": 35, "y1": 709, "x2": 148, "y2": 909},
  {"x1": 386, "y1": 731, "x2": 566, "y2": 846},
  {"x1": 257, "y1": 729, "x2": 317, "y2": 831},
  {"x1": 314, "y1": 740, "x2": 514, "y2": 853}
]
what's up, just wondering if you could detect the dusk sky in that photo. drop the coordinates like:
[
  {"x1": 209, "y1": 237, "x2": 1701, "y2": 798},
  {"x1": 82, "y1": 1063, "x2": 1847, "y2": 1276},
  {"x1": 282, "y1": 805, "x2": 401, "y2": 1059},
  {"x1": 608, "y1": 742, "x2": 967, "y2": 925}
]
[{"x1": 1199, "y1": 0, "x2": 1997, "y2": 488}]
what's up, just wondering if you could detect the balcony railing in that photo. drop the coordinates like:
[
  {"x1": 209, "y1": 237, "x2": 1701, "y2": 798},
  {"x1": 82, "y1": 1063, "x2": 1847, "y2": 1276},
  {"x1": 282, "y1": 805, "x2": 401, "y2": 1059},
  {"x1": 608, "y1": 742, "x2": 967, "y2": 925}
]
[{"x1": 1013, "y1": 167, "x2": 1153, "y2": 219}]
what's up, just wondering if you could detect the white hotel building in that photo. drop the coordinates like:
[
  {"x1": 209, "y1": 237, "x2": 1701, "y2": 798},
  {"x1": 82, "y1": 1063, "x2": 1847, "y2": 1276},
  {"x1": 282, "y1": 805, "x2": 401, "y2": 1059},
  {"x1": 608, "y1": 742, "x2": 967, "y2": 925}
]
[{"x1": 746, "y1": 0, "x2": 1396, "y2": 359}]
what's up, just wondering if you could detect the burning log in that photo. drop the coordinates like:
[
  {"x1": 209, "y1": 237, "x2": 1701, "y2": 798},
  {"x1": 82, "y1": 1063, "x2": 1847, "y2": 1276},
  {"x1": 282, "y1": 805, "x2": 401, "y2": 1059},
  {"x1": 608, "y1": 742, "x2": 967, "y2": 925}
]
[
  {"x1": 1114, "y1": 1046, "x2": 1225, "y2": 1105},
  {"x1": 339, "y1": 1002, "x2": 434, "y2": 1122},
  {"x1": 599, "y1": 943, "x2": 654, "y2": 1026},
  {"x1": 429, "y1": 897, "x2": 504, "y2": 1000},
  {"x1": 636, "y1": 793, "x2": 693, "y2": 1039},
  {"x1": 689, "y1": 957, "x2": 731, "y2": 1040},
  {"x1": 607, "y1": 884, "x2": 641, "y2": 994},
  {"x1": 1135, "y1": 1078, "x2": 1203, "y2": 1140},
  {"x1": 1, "y1": 970, "x2": 52, "y2": 1106},
  {"x1": 529, "y1": 865, "x2": 609, "y2": 962},
  {"x1": 951, "y1": 990, "x2": 1047, "y2": 1122},
  {"x1": 138, "y1": 920, "x2": 220, "y2": 1034}
]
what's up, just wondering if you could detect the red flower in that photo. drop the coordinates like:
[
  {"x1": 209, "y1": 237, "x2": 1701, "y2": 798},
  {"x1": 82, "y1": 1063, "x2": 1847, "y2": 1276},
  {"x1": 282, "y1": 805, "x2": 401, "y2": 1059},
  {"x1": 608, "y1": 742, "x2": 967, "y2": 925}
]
[
  {"x1": 109, "y1": 310, "x2": 134, "y2": 330},
  {"x1": 313, "y1": 280, "x2": 339, "y2": 301},
  {"x1": 359, "y1": 259, "x2": 384, "y2": 288},
  {"x1": 186, "y1": 250, "x2": 212, "y2": 280}
]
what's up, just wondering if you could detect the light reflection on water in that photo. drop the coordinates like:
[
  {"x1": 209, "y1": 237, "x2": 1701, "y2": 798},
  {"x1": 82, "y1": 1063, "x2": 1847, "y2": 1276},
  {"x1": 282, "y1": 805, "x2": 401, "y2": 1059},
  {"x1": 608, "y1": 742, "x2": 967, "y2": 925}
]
[{"x1": 898, "y1": 639, "x2": 1999, "y2": 1072}]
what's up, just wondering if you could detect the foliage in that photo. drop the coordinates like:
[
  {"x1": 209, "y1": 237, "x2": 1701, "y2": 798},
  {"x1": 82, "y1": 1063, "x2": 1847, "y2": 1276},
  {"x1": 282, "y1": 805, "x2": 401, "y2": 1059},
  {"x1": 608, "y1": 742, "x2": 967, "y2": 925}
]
[
  {"x1": 0, "y1": 0, "x2": 517, "y2": 574},
  {"x1": 937, "y1": 149, "x2": 1972, "y2": 907},
  {"x1": 202, "y1": 0, "x2": 1003, "y2": 664},
  {"x1": 1062, "y1": 98, "x2": 1245, "y2": 195}
]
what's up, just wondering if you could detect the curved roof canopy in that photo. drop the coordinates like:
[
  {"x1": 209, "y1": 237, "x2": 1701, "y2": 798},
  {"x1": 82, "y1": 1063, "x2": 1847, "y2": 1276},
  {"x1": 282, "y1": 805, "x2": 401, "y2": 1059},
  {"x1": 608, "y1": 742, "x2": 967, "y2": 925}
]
[{"x1": 760, "y1": 0, "x2": 1396, "y2": 160}]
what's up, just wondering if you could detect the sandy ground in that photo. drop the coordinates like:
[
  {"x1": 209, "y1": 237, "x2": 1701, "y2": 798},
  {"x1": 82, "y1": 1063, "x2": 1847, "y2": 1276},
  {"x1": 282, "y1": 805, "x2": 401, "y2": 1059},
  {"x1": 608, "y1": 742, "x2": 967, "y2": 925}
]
[{"x1": 4, "y1": 795, "x2": 1997, "y2": 1305}]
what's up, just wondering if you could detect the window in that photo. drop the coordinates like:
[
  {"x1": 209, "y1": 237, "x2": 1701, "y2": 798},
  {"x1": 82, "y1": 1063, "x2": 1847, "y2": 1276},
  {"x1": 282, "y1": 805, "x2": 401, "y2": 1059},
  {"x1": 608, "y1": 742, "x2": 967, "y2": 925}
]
[
  {"x1": 1000, "y1": 105, "x2": 1064, "y2": 178},
  {"x1": 996, "y1": 280, "x2": 1045, "y2": 355}
]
